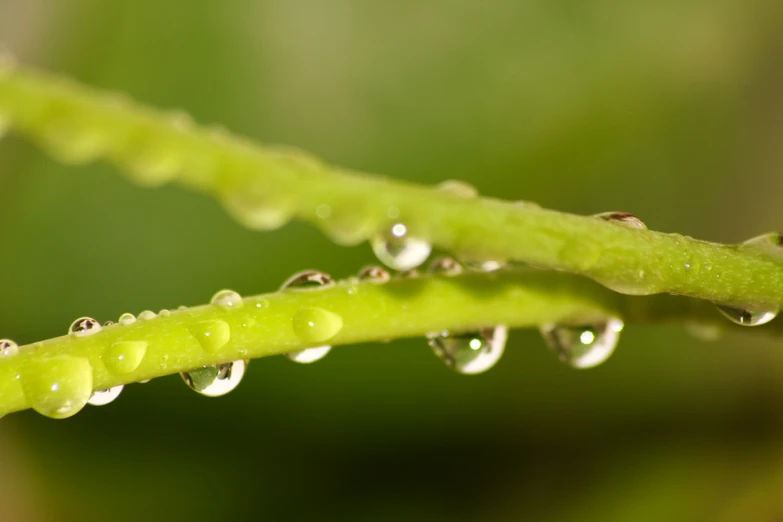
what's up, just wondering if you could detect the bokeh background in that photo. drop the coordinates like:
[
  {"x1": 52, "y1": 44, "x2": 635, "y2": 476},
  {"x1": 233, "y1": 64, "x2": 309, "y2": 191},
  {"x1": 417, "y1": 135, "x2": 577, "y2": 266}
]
[{"x1": 2, "y1": 1, "x2": 783, "y2": 520}]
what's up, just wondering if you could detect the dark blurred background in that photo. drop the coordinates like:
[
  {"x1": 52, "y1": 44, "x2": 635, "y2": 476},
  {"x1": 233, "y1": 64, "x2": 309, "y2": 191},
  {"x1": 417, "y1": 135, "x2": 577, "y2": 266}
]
[{"x1": 2, "y1": 1, "x2": 783, "y2": 520}]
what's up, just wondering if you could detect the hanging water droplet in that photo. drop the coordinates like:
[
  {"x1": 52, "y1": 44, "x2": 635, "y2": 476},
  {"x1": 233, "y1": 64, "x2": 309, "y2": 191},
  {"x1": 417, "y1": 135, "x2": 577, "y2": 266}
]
[
  {"x1": 138, "y1": 310, "x2": 157, "y2": 320},
  {"x1": 715, "y1": 305, "x2": 777, "y2": 326},
  {"x1": 428, "y1": 326, "x2": 507, "y2": 375},
  {"x1": 287, "y1": 308, "x2": 343, "y2": 363},
  {"x1": 189, "y1": 320, "x2": 231, "y2": 353},
  {"x1": 87, "y1": 386, "x2": 124, "y2": 406},
  {"x1": 428, "y1": 257, "x2": 463, "y2": 275},
  {"x1": 595, "y1": 211, "x2": 647, "y2": 230},
  {"x1": 69, "y1": 317, "x2": 101, "y2": 337},
  {"x1": 540, "y1": 318, "x2": 624, "y2": 369},
  {"x1": 281, "y1": 270, "x2": 335, "y2": 290},
  {"x1": 357, "y1": 265, "x2": 390, "y2": 282},
  {"x1": 370, "y1": 223, "x2": 432, "y2": 271},
  {"x1": 221, "y1": 181, "x2": 294, "y2": 231},
  {"x1": 0, "y1": 339, "x2": 19, "y2": 358},
  {"x1": 20, "y1": 356, "x2": 93, "y2": 419},
  {"x1": 437, "y1": 180, "x2": 479, "y2": 199},
  {"x1": 180, "y1": 360, "x2": 247, "y2": 397},
  {"x1": 118, "y1": 313, "x2": 136, "y2": 325},
  {"x1": 211, "y1": 289, "x2": 243, "y2": 309}
]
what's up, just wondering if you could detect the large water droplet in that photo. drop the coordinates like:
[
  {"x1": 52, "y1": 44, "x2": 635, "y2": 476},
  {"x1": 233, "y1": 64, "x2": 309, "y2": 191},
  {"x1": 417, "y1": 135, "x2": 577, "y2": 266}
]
[
  {"x1": 715, "y1": 305, "x2": 777, "y2": 326},
  {"x1": 181, "y1": 360, "x2": 247, "y2": 397},
  {"x1": 211, "y1": 289, "x2": 243, "y2": 309},
  {"x1": 221, "y1": 182, "x2": 293, "y2": 231},
  {"x1": 428, "y1": 257, "x2": 463, "y2": 275},
  {"x1": 357, "y1": 265, "x2": 391, "y2": 283},
  {"x1": 21, "y1": 356, "x2": 93, "y2": 419},
  {"x1": 189, "y1": 320, "x2": 231, "y2": 353},
  {"x1": 595, "y1": 212, "x2": 647, "y2": 229},
  {"x1": 69, "y1": 317, "x2": 101, "y2": 337},
  {"x1": 0, "y1": 339, "x2": 18, "y2": 358},
  {"x1": 371, "y1": 223, "x2": 432, "y2": 271},
  {"x1": 437, "y1": 180, "x2": 478, "y2": 198},
  {"x1": 104, "y1": 341, "x2": 147, "y2": 375},
  {"x1": 428, "y1": 326, "x2": 507, "y2": 375},
  {"x1": 87, "y1": 386, "x2": 123, "y2": 406},
  {"x1": 540, "y1": 318, "x2": 624, "y2": 369},
  {"x1": 119, "y1": 313, "x2": 137, "y2": 325},
  {"x1": 287, "y1": 308, "x2": 343, "y2": 363}
]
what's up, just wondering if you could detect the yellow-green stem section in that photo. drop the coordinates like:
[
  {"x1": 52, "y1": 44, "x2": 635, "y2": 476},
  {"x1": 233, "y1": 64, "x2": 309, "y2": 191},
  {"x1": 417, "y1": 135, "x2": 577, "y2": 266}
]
[
  {"x1": 1, "y1": 66, "x2": 783, "y2": 309},
  {"x1": 0, "y1": 270, "x2": 762, "y2": 417}
]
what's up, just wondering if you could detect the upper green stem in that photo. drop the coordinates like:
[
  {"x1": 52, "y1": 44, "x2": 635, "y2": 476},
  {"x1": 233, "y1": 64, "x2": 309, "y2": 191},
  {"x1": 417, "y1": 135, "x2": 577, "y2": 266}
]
[{"x1": 1, "y1": 65, "x2": 782, "y2": 309}]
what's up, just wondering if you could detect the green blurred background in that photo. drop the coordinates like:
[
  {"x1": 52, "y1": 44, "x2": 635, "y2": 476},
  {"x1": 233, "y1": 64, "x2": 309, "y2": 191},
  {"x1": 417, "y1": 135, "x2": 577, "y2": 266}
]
[{"x1": 2, "y1": 1, "x2": 783, "y2": 520}]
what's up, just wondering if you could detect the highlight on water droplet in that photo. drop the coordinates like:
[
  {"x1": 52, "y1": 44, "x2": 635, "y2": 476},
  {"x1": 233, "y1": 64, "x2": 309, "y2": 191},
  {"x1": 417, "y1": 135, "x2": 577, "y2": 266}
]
[
  {"x1": 357, "y1": 265, "x2": 391, "y2": 283},
  {"x1": 211, "y1": 289, "x2": 243, "y2": 309},
  {"x1": 595, "y1": 211, "x2": 647, "y2": 230},
  {"x1": 281, "y1": 269, "x2": 335, "y2": 291},
  {"x1": 104, "y1": 341, "x2": 147, "y2": 375},
  {"x1": 0, "y1": 339, "x2": 19, "y2": 358},
  {"x1": 189, "y1": 320, "x2": 231, "y2": 353},
  {"x1": 119, "y1": 313, "x2": 137, "y2": 325},
  {"x1": 21, "y1": 356, "x2": 93, "y2": 419},
  {"x1": 436, "y1": 179, "x2": 479, "y2": 199},
  {"x1": 181, "y1": 360, "x2": 247, "y2": 397},
  {"x1": 138, "y1": 310, "x2": 157, "y2": 320},
  {"x1": 370, "y1": 222, "x2": 432, "y2": 271},
  {"x1": 715, "y1": 305, "x2": 777, "y2": 326},
  {"x1": 540, "y1": 318, "x2": 624, "y2": 369},
  {"x1": 428, "y1": 326, "x2": 507, "y2": 375},
  {"x1": 87, "y1": 386, "x2": 123, "y2": 406},
  {"x1": 69, "y1": 317, "x2": 101, "y2": 337},
  {"x1": 428, "y1": 257, "x2": 463, "y2": 275}
]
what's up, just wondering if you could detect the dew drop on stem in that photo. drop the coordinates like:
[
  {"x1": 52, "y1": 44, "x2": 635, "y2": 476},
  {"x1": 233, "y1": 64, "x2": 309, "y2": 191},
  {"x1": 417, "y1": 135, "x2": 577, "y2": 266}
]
[
  {"x1": 211, "y1": 289, "x2": 243, "y2": 309},
  {"x1": 281, "y1": 270, "x2": 339, "y2": 363},
  {"x1": 371, "y1": 223, "x2": 431, "y2": 271},
  {"x1": 181, "y1": 360, "x2": 247, "y2": 397},
  {"x1": 594, "y1": 211, "x2": 647, "y2": 230},
  {"x1": 429, "y1": 326, "x2": 507, "y2": 375},
  {"x1": 20, "y1": 356, "x2": 93, "y2": 419},
  {"x1": 69, "y1": 317, "x2": 101, "y2": 337},
  {"x1": 540, "y1": 318, "x2": 624, "y2": 369},
  {"x1": 0, "y1": 339, "x2": 18, "y2": 358}
]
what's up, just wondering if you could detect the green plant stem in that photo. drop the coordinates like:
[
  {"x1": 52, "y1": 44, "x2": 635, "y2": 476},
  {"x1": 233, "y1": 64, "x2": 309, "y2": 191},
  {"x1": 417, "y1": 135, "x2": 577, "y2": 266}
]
[
  {"x1": 0, "y1": 269, "x2": 767, "y2": 417},
  {"x1": 1, "y1": 65, "x2": 782, "y2": 309}
]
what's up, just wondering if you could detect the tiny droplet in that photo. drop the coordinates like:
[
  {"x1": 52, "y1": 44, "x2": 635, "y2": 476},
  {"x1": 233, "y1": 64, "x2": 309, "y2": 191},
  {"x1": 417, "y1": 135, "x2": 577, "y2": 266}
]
[
  {"x1": 357, "y1": 265, "x2": 391, "y2": 283},
  {"x1": 69, "y1": 317, "x2": 101, "y2": 337},
  {"x1": 119, "y1": 313, "x2": 137, "y2": 325},
  {"x1": 428, "y1": 257, "x2": 463, "y2": 275},
  {"x1": 595, "y1": 212, "x2": 647, "y2": 230},
  {"x1": 211, "y1": 289, "x2": 243, "y2": 309}
]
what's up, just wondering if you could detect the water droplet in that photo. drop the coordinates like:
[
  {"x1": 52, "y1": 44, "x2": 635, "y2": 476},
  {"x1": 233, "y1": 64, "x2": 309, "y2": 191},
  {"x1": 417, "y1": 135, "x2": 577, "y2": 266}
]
[
  {"x1": 397, "y1": 269, "x2": 421, "y2": 279},
  {"x1": 428, "y1": 326, "x2": 507, "y2": 374},
  {"x1": 69, "y1": 317, "x2": 101, "y2": 337},
  {"x1": 540, "y1": 318, "x2": 624, "y2": 369},
  {"x1": 180, "y1": 360, "x2": 247, "y2": 397},
  {"x1": 87, "y1": 386, "x2": 123, "y2": 406},
  {"x1": 119, "y1": 313, "x2": 136, "y2": 325},
  {"x1": 715, "y1": 305, "x2": 777, "y2": 326},
  {"x1": 371, "y1": 223, "x2": 431, "y2": 271},
  {"x1": 221, "y1": 182, "x2": 294, "y2": 231},
  {"x1": 189, "y1": 320, "x2": 231, "y2": 353},
  {"x1": 281, "y1": 270, "x2": 335, "y2": 290},
  {"x1": 287, "y1": 308, "x2": 342, "y2": 363},
  {"x1": 104, "y1": 341, "x2": 147, "y2": 375},
  {"x1": 740, "y1": 232, "x2": 783, "y2": 261},
  {"x1": 291, "y1": 308, "x2": 343, "y2": 344},
  {"x1": 138, "y1": 310, "x2": 157, "y2": 320},
  {"x1": 178, "y1": 305, "x2": 188, "y2": 311},
  {"x1": 357, "y1": 265, "x2": 390, "y2": 282},
  {"x1": 159, "y1": 309, "x2": 171, "y2": 317},
  {"x1": 428, "y1": 257, "x2": 463, "y2": 275},
  {"x1": 437, "y1": 180, "x2": 478, "y2": 198},
  {"x1": 315, "y1": 204, "x2": 332, "y2": 219},
  {"x1": 103, "y1": 320, "x2": 115, "y2": 327},
  {"x1": 211, "y1": 289, "x2": 243, "y2": 309},
  {"x1": 20, "y1": 356, "x2": 93, "y2": 419},
  {"x1": 0, "y1": 339, "x2": 19, "y2": 358},
  {"x1": 595, "y1": 211, "x2": 647, "y2": 229}
]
